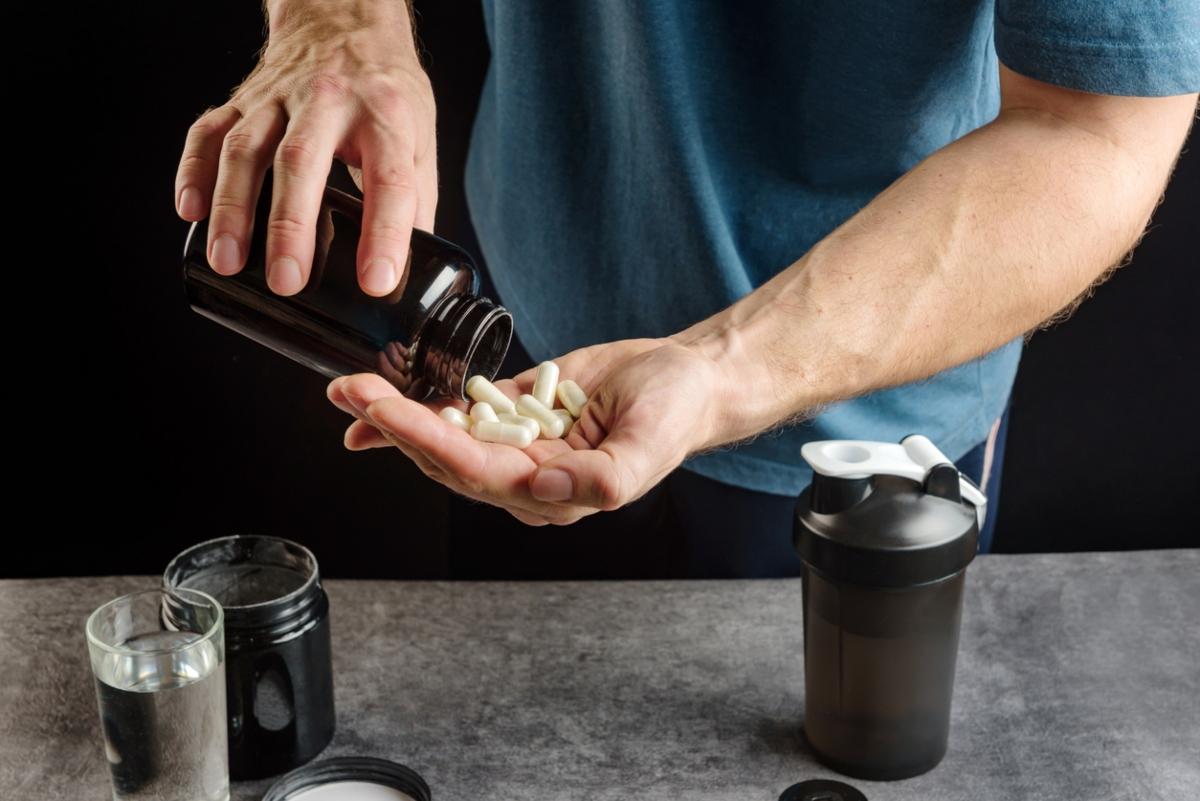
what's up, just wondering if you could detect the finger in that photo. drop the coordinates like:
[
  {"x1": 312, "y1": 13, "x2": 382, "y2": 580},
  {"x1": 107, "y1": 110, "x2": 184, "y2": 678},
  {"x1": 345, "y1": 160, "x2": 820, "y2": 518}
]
[
  {"x1": 508, "y1": 508, "x2": 550, "y2": 527},
  {"x1": 412, "y1": 157, "x2": 438, "y2": 233},
  {"x1": 355, "y1": 127, "x2": 418, "y2": 296},
  {"x1": 567, "y1": 407, "x2": 608, "y2": 450},
  {"x1": 265, "y1": 105, "x2": 349, "y2": 295},
  {"x1": 375, "y1": 399, "x2": 592, "y2": 523},
  {"x1": 361, "y1": 394, "x2": 491, "y2": 480},
  {"x1": 531, "y1": 406, "x2": 672, "y2": 511},
  {"x1": 326, "y1": 376, "x2": 357, "y2": 416},
  {"x1": 375, "y1": 429, "x2": 499, "y2": 506},
  {"x1": 356, "y1": 425, "x2": 466, "y2": 507},
  {"x1": 176, "y1": 105, "x2": 240, "y2": 221},
  {"x1": 331, "y1": 374, "x2": 464, "y2": 417},
  {"x1": 337, "y1": 373, "x2": 404, "y2": 413},
  {"x1": 344, "y1": 419, "x2": 390, "y2": 450},
  {"x1": 334, "y1": 376, "x2": 513, "y2": 503},
  {"x1": 206, "y1": 107, "x2": 285, "y2": 275},
  {"x1": 339, "y1": 374, "x2": 482, "y2": 477},
  {"x1": 337, "y1": 381, "x2": 468, "y2": 490},
  {"x1": 344, "y1": 376, "x2": 594, "y2": 521}
]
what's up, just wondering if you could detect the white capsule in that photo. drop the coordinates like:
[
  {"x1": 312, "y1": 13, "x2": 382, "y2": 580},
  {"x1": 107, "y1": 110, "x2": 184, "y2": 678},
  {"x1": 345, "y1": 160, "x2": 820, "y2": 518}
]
[
  {"x1": 516, "y1": 394, "x2": 565, "y2": 438},
  {"x1": 553, "y1": 408, "x2": 575, "y2": 436},
  {"x1": 469, "y1": 402, "x2": 500, "y2": 424},
  {"x1": 556, "y1": 380, "x2": 588, "y2": 418},
  {"x1": 471, "y1": 420, "x2": 535, "y2": 449},
  {"x1": 497, "y1": 413, "x2": 541, "y2": 440},
  {"x1": 439, "y1": 406, "x2": 472, "y2": 432},
  {"x1": 531, "y1": 361, "x2": 560, "y2": 408},
  {"x1": 465, "y1": 375, "x2": 516, "y2": 415}
]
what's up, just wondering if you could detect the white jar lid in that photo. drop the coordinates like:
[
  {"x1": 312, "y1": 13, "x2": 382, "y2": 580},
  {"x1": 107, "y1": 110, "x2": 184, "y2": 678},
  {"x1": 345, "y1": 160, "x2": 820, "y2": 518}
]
[{"x1": 262, "y1": 757, "x2": 431, "y2": 801}]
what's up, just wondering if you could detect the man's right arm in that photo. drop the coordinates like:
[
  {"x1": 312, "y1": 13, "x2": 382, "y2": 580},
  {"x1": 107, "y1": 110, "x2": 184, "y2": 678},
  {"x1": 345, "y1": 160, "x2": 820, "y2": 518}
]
[{"x1": 174, "y1": 0, "x2": 437, "y2": 297}]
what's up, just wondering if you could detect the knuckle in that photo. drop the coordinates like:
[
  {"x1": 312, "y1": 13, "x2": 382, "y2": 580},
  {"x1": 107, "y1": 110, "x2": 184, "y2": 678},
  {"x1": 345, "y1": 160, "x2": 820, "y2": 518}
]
[
  {"x1": 189, "y1": 109, "x2": 230, "y2": 140},
  {"x1": 365, "y1": 83, "x2": 413, "y2": 119},
  {"x1": 177, "y1": 151, "x2": 214, "y2": 175},
  {"x1": 209, "y1": 196, "x2": 249, "y2": 220},
  {"x1": 365, "y1": 163, "x2": 414, "y2": 191},
  {"x1": 366, "y1": 219, "x2": 413, "y2": 246},
  {"x1": 275, "y1": 136, "x2": 320, "y2": 175},
  {"x1": 303, "y1": 72, "x2": 350, "y2": 100},
  {"x1": 189, "y1": 119, "x2": 222, "y2": 141},
  {"x1": 221, "y1": 129, "x2": 261, "y2": 163},
  {"x1": 266, "y1": 212, "x2": 309, "y2": 239}
]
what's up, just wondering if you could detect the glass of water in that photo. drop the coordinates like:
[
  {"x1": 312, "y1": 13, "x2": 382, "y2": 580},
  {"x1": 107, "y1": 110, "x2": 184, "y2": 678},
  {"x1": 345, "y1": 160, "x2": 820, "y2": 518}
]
[{"x1": 86, "y1": 588, "x2": 229, "y2": 801}]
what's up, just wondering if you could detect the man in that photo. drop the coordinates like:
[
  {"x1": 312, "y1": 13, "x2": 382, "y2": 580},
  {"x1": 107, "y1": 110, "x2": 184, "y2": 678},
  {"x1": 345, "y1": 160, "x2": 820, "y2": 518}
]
[{"x1": 176, "y1": 1, "x2": 1198, "y2": 577}]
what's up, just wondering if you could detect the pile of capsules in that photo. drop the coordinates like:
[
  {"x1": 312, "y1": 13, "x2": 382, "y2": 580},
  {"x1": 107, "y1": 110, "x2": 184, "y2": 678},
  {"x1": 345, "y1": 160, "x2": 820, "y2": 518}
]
[{"x1": 439, "y1": 361, "x2": 588, "y2": 449}]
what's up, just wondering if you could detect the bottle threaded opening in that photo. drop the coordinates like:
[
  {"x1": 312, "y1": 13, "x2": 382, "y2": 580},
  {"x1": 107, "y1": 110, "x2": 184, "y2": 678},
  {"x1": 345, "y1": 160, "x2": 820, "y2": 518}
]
[{"x1": 420, "y1": 294, "x2": 513, "y2": 399}]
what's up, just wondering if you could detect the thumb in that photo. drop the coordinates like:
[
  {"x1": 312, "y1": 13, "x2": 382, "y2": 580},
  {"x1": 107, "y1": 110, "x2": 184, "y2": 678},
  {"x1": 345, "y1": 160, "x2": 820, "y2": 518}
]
[{"x1": 530, "y1": 436, "x2": 656, "y2": 510}]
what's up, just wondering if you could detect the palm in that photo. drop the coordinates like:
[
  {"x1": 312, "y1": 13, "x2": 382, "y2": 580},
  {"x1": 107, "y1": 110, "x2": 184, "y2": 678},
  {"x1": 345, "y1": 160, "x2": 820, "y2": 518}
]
[{"x1": 328, "y1": 338, "x2": 663, "y2": 524}]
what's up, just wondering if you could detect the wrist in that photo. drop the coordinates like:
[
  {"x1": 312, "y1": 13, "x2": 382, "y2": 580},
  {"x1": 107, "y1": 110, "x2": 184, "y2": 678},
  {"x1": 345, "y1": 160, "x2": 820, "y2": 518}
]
[
  {"x1": 672, "y1": 281, "x2": 833, "y2": 448},
  {"x1": 266, "y1": 1, "x2": 416, "y2": 49},
  {"x1": 673, "y1": 323, "x2": 780, "y2": 450}
]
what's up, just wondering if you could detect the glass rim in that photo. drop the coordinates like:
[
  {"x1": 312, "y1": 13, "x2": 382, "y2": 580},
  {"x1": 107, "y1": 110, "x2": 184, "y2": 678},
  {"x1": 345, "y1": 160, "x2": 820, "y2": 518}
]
[
  {"x1": 163, "y1": 534, "x2": 320, "y2": 612},
  {"x1": 85, "y1": 586, "x2": 224, "y2": 656}
]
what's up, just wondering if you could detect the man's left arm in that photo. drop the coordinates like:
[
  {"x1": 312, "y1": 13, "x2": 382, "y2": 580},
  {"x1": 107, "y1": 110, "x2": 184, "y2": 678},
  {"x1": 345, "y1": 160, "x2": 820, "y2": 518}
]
[
  {"x1": 676, "y1": 67, "x2": 1197, "y2": 446},
  {"x1": 329, "y1": 67, "x2": 1197, "y2": 522}
]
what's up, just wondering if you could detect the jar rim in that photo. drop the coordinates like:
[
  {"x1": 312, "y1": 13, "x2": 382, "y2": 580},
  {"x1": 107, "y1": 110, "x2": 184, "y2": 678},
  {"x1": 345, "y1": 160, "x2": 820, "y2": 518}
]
[{"x1": 163, "y1": 535, "x2": 320, "y2": 613}]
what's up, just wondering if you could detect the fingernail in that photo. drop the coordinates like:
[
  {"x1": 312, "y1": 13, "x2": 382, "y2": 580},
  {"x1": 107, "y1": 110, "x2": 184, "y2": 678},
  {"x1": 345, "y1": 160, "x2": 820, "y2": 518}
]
[
  {"x1": 178, "y1": 187, "x2": 204, "y2": 219},
  {"x1": 268, "y1": 256, "x2": 303, "y2": 295},
  {"x1": 210, "y1": 235, "x2": 241, "y2": 275},
  {"x1": 531, "y1": 469, "x2": 574, "y2": 502},
  {"x1": 361, "y1": 257, "x2": 395, "y2": 295}
]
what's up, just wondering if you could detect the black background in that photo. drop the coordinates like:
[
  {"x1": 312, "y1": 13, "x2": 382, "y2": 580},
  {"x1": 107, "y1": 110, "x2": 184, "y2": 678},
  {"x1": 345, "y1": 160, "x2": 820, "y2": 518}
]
[{"x1": 17, "y1": 2, "x2": 1197, "y2": 579}]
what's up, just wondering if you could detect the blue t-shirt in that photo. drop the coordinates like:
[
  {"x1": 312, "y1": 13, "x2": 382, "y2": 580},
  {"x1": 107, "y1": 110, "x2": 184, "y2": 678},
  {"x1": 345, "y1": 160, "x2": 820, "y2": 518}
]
[{"x1": 466, "y1": 1, "x2": 1200, "y2": 496}]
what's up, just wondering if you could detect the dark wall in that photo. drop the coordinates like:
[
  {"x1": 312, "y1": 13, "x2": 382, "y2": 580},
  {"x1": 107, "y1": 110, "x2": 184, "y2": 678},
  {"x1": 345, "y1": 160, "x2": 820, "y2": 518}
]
[{"x1": 17, "y1": 3, "x2": 1197, "y2": 579}]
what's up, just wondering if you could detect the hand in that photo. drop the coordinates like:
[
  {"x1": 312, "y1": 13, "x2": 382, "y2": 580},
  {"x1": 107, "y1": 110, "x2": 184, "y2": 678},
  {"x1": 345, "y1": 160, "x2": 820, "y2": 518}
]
[
  {"x1": 326, "y1": 339, "x2": 726, "y2": 525},
  {"x1": 174, "y1": 1, "x2": 436, "y2": 297}
]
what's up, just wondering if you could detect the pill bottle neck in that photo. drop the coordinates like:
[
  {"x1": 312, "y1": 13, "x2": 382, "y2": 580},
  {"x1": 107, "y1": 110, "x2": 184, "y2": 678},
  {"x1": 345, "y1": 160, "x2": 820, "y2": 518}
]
[{"x1": 420, "y1": 294, "x2": 513, "y2": 400}]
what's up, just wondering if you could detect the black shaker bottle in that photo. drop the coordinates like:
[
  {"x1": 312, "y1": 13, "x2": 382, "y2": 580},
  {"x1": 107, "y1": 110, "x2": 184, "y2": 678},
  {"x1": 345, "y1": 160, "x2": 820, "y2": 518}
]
[
  {"x1": 794, "y1": 435, "x2": 986, "y2": 780},
  {"x1": 182, "y1": 177, "x2": 512, "y2": 400}
]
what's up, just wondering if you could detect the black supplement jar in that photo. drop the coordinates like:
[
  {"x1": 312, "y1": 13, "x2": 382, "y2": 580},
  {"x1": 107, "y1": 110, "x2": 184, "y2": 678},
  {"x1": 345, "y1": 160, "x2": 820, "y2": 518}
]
[
  {"x1": 163, "y1": 536, "x2": 335, "y2": 780},
  {"x1": 182, "y1": 178, "x2": 512, "y2": 400}
]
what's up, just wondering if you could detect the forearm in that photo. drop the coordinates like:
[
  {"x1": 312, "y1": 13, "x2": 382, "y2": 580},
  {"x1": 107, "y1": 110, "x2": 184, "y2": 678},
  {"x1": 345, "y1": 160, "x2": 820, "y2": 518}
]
[{"x1": 678, "y1": 81, "x2": 1196, "y2": 448}]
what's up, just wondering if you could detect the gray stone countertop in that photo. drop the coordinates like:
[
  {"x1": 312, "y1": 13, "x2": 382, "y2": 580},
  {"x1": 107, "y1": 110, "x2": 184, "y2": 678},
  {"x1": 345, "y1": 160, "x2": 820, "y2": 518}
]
[{"x1": 2, "y1": 551, "x2": 1198, "y2": 800}]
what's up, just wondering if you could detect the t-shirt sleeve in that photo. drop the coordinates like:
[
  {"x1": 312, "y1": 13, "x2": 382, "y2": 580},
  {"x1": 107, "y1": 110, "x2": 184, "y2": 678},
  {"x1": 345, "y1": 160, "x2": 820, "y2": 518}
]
[{"x1": 994, "y1": 0, "x2": 1200, "y2": 96}]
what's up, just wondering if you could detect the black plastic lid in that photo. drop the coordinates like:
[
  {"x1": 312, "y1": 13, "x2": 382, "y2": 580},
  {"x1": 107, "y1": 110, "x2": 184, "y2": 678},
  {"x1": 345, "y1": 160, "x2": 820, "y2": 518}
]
[
  {"x1": 262, "y1": 757, "x2": 432, "y2": 801},
  {"x1": 779, "y1": 779, "x2": 868, "y2": 801},
  {"x1": 795, "y1": 473, "x2": 978, "y2": 588}
]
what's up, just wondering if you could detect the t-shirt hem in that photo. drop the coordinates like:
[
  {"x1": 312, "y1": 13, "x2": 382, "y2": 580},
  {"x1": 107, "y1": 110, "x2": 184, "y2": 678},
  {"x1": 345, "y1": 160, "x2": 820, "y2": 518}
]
[{"x1": 995, "y1": 24, "x2": 1200, "y2": 96}]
